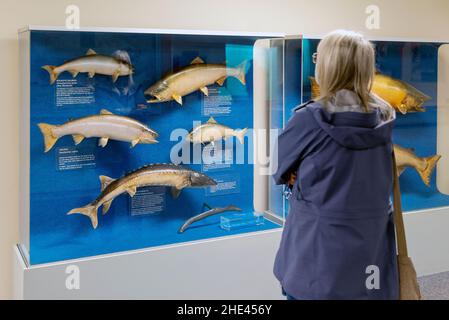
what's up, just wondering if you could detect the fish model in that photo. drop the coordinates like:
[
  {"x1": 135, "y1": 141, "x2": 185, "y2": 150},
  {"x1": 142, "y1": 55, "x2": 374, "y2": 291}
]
[
  {"x1": 42, "y1": 49, "x2": 134, "y2": 84},
  {"x1": 186, "y1": 117, "x2": 247, "y2": 145},
  {"x1": 68, "y1": 164, "x2": 217, "y2": 229},
  {"x1": 394, "y1": 144, "x2": 441, "y2": 187},
  {"x1": 310, "y1": 74, "x2": 431, "y2": 114},
  {"x1": 144, "y1": 57, "x2": 247, "y2": 106},
  {"x1": 178, "y1": 205, "x2": 242, "y2": 233},
  {"x1": 38, "y1": 109, "x2": 158, "y2": 152}
]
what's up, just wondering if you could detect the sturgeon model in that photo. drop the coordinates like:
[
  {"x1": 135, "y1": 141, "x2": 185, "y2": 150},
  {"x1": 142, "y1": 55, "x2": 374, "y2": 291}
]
[
  {"x1": 42, "y1": 49, "x2": 134, "y2": 84},
  {"x1": 394, "y1": 144, "x2": 441, "y2": 187},
  {"x1": 178, "y1": 205, "x2": 242, "y2": 233},
  {"x1": 310, "y1": 74, "x2": 431, "y2": 114},
  {"x1": 186, "y1": 117, "x2": 247, "y2": 145},
  {"x1": 144, "y1": 57, "x2": 247, "y2": 106},
  {"x1": 68, "y1": 164, "x2": 217, "y2": 229},
  {"x1": 38, "y1": 109, "x2": 158, "y2": 152}
]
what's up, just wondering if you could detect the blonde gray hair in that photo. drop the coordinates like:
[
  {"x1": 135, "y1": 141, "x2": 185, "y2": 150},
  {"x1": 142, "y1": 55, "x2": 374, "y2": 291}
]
[{"x1": 315, "y1": 30, "x2": 375, "y2": 112}]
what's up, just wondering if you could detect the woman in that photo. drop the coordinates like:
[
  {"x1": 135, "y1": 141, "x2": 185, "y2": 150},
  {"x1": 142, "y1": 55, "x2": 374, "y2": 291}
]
[{"x1": 273, "y1": 30, "x2": 398, "y2": 300}]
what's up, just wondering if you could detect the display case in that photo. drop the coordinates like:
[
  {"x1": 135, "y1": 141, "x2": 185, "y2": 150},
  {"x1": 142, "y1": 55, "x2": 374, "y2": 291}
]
[
  {"x1": 19, "y1": 27, "x2": 302, "y2": 266},
  {"x1": 301, "y1": 37, "x2": 449, "y2": 213}
]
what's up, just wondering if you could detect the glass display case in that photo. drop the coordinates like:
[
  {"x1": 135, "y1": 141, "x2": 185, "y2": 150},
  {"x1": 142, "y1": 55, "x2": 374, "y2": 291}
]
[
  {"x1": 19, "y1": 27, "x2": 302, "y2": 265},
  {"x1": 301, "y1": 37, "x2": 449, "y2": 213}
]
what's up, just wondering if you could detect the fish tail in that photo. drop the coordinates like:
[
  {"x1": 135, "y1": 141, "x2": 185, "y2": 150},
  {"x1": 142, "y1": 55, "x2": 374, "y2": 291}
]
[
  {"x1": 309, "y1": 77, "x2": 321, "y2": 99},
  {"x1": 41, "y1": 65, "x2": 58, "y2": 84},
  {"x1": 67, "y1": 204, "x2": 99, "y2": 229},
  {"x1": 418, "y1": 154, "x2": 441, "y2": 187},
  {"x1": 235, "y1": 128, "x2": 248, "y2": 144},
  {"x1": 37, "y1": 123, "x2": 59, "y2": 152},
  {"x1": 235, "y1": 60, "x2": 247, "y2": 85}
]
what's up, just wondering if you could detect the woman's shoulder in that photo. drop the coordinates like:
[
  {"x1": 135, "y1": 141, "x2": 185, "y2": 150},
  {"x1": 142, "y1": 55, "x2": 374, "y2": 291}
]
[{"x1": 289, "y1": 100, "x2": 322, "y2": 127}]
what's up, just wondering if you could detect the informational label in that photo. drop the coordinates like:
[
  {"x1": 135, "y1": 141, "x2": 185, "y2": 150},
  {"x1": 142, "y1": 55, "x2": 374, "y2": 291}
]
[
  {"x1": 129, "y1": 186, "x2": 166, "y2": 216},
  {"x1": 206, "y1": 173, "x2": 240, "y2": 196},
  {"x1": 56, "y1": 146, "x2": 96, "y2": 171},
  {"x1": 202, "y1": 144, "x2": 233, "y2": 172},
  {"x1": 202, "y1": 87, "x2": 233, "y2": 116},
  {"x1": 55, "y1": 79, "x2": 95, "y2": 107}
]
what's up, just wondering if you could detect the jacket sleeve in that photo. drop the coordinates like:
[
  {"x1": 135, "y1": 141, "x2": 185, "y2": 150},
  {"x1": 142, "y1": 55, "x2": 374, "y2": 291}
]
[{"x1": 272, "y1": 107, "x2": 320, "y2": 185}]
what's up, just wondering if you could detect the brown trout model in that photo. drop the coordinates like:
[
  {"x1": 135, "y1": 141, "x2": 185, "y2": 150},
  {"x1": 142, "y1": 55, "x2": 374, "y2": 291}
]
[
  {"x1": 144, "y1": 57, "x2": 247, "y2": 105},
  {"x1": 186, "y1": 117, "x2": 247, "y2": 145},
  {"x1": 68, "y1": 164, "x2": 217, "y2": 229},
  {"x1": 394, "y1": 144, "x2": 441, "y2": 186},
  {"x1": 38, "y1": 109, "x2": 158, "y2": 152},
  {"x1": 310, "y1": 75, "x2": 431, "y2": 114},
  {"x1": 42, "y1": 49, "x2": 134, "y2": 84}
]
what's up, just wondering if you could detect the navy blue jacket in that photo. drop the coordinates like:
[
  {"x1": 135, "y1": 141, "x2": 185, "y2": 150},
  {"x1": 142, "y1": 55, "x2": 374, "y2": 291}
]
[{"x1": 273, "y1": 100, "x2": 399, "y2": 300}]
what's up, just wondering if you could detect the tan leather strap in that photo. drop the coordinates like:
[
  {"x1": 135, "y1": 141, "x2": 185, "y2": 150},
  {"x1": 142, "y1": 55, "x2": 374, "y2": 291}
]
[{"x1": 392, "y1": 151, "x2": 409, "y2": 257}]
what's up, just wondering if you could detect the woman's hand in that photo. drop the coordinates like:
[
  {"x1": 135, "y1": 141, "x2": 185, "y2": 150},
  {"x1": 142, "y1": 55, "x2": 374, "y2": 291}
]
[{"x1": 288, "y1": 172, "x2": 297, "y2": 188}]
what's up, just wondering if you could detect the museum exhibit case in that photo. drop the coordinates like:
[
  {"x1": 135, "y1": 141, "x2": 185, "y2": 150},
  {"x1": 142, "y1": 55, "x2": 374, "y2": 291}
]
[
  {"x1": 18, "y1": 27, "x2": 302, "y2": 267},
  {"x1": 301, "y1": 37, "x2": 449, "y2": 213}
]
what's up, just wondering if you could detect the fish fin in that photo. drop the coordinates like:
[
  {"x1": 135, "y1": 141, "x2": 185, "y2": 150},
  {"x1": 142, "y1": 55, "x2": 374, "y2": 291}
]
[
  {"x1": 67, "y1": 204, "x2": 99, "y2": 229},
  {"x1": 41, "y1": 65, "x2": 58, "y2": 84},
  {"x1": 68, "y1": 70, "x2": 79, "y2": 78},
  {"x1": 216, "y1": 76, "x2": 226, "y2": 86},
  {"x1": 102, "y1": 199, "x2": 113, "y2": 215},
  {"x1": 100, "y1": 109, "x2": 114, "y2": 115},
  {"x1": 207, "y1": 116, "x2": 217, "y2": 124},
  {"x1": 171, "y1": 187, "x2": 182, "y2": 199},
  {"x1": 98, "y1": 137, "x2": 109, "y2": 147},
  {"x1": 418, "y1": 154, "x2": 442, "y2": 187},
  {"x1": 172, "y1": 93, "x2": 183, "y2": 105},
  {"x1": 200, "y1": 86, "x2": 209, "y2": 96},
  {"x1": 37, "y1": 123, "x2": 59, "y2": 152},
  {"x1": 112, "y1": 50, "x2": 132, "y2": 64},
  {"x1": 126, "y1": 186, "x2": 137, "y2": 197},
  {"x1": 235, "y1": 60, "x2": 247, "y2": 85},
  {"x1": 99, "y1": 175, "x2": 115, "y2": 191},
  {"x1": 112, "y1": 70, "x2": 120, "y2": 83},
  {"x1": 190, "y1": 57, "x2": 205, "y2": 64},
  {"x1": 86, "y1": 48, "x2": 97, "y2": 56},
  {"x1": 235, "y1": 128, "x2": 248, "y2": 144},
  {"x1": 131, "y1": 138, "x2": 140, "y2": 147},
  {"x1": 88, "y1": 71, "x2": 95, "y2": 78},
  {"x1": 72, "y1": 134, "x2": 85, "y2": 145},
  {"x1": 397, "y1": 104, "x2": 408, "y2": 115},
  {"x1": 309, "y1": 77, "x2": 321, "y2": 99}
]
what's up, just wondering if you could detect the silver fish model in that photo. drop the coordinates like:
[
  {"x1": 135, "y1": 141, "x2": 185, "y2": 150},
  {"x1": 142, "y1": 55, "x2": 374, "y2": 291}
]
[
  {"x1": 186, "y1": 117, "x2": 247, "y2": 145},
  {"x1": 38, "y1": 109, "x2": 158, "y2": 152},
  {"x1": 178, "y1": 205, "x2": 242, "y2": 233},
  {"x1": 42, "y1": 49, "x2": 134, "y2": 84},
  {"x1": 68, "y1": 164, "x2": 217, "y2": 229},
  {"x1": 394, "y1": 144, "x2": 441, "y2": 187},
  {"x1": 144, "y1": 57, "x2": 247, "y2": 106}
]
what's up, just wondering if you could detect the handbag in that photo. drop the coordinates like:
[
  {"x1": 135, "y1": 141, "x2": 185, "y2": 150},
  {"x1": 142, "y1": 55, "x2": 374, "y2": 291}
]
[{"x1": 392, "y1": 151, "x2": 422, "y2": 300}]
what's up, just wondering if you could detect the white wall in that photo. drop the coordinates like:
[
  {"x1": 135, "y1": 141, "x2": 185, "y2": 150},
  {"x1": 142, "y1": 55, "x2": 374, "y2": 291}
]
[{"x1": 1, "y1": 0, "x2": 448, "y2": 299}]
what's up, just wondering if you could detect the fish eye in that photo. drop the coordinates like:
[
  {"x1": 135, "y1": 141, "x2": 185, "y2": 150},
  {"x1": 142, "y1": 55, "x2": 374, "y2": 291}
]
[{"x1": 193, "y1": 172, "x2": 200, "y2": 177}]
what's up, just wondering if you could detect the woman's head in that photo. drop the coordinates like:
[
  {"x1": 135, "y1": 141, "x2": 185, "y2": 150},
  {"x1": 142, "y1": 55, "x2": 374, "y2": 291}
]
[{"x1": 315, "y1": 30, "x2": 375, "y2": 111}]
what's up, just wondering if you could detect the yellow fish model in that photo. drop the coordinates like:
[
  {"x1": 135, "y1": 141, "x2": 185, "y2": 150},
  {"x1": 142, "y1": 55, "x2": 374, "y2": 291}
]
[
  {"x1": 394, "y1": 144, "x2": 441, "y2": 187},
  {"x1": 309, "y1": 74, "x2": 431, "y2": 114},
  {"x1": 144, "y1": 57, "x2": 247, "y2": 106}
]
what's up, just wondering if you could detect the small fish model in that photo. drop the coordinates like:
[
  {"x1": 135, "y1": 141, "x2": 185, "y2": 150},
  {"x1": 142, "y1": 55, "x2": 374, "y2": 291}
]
[
  {"x1": 310, "y1": 74, "x2": 431, "y2": 114},
  {"x1": 68, "y1": 164, "x2": 217, "y2": 229},
  {"x1": 38, "y1": 109, "x2": 158, "y2": 152},
  {"x1": 178, "y1": 205, "x2": 242, "y2": 233},
  {"x1": 394, "y1": 144, "x2": 441, "y2": 187},
  {"x1": 186, "y1": 117, "x2": 247, "y2": 145},
  {"x1": 42, "y1": 49, "x2": 134, "y2": 84},
  {"x1": 144, "y1": 57, "x2": 247, "y2": 105}
]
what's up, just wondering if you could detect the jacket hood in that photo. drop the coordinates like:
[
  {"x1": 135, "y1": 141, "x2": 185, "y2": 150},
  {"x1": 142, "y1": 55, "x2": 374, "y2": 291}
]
[{"x1": 309, "y1": 89, "x2": 396, "y2": 150}]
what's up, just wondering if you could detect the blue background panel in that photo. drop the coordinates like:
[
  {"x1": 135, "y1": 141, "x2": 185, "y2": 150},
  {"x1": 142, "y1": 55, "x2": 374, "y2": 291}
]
[
  {"x1": 301, "y1": 38, "x2": 449, "y2": 212},
  {"x1": 29, "y1": 31, "x2": 281, "y2": 265}
]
